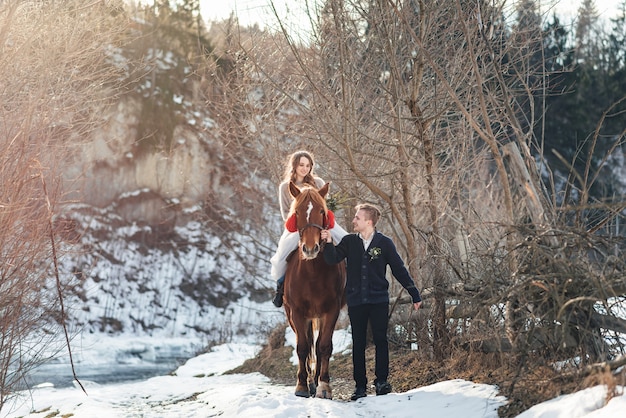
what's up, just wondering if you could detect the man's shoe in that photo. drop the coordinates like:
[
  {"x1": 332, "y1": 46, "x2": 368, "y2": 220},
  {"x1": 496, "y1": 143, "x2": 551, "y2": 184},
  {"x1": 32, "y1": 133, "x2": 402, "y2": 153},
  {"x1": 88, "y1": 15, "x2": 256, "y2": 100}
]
[
  {"x1": 375, "y1": 381, "x2": 392, "y2": 396},
  {"x1": 350, "y1": 387, "x2": 367, "y2": 401}
]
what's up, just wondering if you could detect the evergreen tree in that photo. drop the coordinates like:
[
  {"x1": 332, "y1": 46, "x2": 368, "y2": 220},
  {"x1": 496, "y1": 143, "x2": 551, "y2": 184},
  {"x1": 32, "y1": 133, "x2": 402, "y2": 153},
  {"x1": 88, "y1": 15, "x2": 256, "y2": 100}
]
[
  {"x1": 126, "y1": 0, "x2": 213, "y2": 152},
  {"x1": 542, "y1": 14, "x2": 574, "y2": 72},
  {"x1": 534, "y1": 13, "x2": 575, "y2": 167},
  {"x1": 537, "y1": 0, "x2": 626, "y2": 204},
  {"x1": 575, "y1": 0, "x2": 601, "y2": 65},
  {"x1": 606, "y1": 1, "x2": 626, "y2": 74}
]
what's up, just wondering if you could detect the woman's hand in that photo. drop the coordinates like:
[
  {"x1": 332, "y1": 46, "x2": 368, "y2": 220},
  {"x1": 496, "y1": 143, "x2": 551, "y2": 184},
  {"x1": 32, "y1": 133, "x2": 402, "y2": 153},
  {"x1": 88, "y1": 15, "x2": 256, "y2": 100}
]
[{"x1": 320, "y1": 229, "x2": 332, "y2": 243}]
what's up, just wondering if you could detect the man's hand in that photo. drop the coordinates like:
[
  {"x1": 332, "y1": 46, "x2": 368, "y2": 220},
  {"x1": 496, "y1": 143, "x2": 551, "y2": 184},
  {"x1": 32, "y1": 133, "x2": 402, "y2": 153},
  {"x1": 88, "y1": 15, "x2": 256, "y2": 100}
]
[{"x1": 413, "y1": 301, "x2": 422, "y2": 310}]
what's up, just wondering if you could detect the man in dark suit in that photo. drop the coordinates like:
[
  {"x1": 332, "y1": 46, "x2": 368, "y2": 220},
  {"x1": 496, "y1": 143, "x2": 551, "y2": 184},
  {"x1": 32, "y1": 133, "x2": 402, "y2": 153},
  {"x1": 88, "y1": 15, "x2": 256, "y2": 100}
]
[{"x1": 321, "y1": 203, "x2": 422, "y2": 401}]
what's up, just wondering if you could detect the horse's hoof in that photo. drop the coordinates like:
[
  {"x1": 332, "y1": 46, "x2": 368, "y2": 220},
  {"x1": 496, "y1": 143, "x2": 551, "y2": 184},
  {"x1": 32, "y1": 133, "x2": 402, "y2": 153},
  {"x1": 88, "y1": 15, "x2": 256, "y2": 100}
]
[
  {"x1": 316, "y1": 382, "x2": 333, "y2": 399},
  {"x1": 308, "y1": 382, "x2": 317, "y2": 396},
  {"x1": 295, "y1": 390, "x2": 311, "y2": 398},
  {"x1": 316, "y1": 390, "x2": 332, "y2": 399}
]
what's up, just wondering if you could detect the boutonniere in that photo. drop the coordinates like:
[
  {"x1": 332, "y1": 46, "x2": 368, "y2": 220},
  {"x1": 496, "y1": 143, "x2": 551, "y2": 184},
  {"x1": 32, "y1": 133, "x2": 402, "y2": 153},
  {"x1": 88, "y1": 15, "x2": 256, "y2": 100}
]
[{"x1": 368, "y1": 247, "x2": 382, "y2": 261}]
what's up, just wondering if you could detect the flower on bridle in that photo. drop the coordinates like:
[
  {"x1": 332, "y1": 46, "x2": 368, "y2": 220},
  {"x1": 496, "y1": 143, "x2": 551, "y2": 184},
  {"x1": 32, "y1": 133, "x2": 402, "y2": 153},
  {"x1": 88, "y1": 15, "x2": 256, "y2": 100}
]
[{"x1": 368, "y1": 247, "x2": 382, "y2": 261}]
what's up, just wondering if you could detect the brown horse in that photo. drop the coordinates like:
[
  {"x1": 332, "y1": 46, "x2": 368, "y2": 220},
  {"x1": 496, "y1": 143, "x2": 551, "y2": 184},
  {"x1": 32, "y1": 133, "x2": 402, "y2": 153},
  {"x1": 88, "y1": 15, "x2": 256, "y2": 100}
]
[{"x1": 283, "y1": 181, "x2": 346, "y2": 399}]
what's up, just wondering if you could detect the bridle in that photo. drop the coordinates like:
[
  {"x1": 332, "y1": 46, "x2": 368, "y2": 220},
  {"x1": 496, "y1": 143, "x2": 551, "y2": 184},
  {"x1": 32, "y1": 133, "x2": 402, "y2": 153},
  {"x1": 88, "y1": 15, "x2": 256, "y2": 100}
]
[
  {"x1": 298, "y1": 221, "x2": 326, "y2": 237},
  {"x1": 297, "y1": 201, "x2": 329, "y2": 238}
]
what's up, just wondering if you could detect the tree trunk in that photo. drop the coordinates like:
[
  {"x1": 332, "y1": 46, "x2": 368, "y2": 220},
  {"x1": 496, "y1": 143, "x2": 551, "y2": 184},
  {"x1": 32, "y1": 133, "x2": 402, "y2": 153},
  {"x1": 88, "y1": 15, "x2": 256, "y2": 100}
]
[{"x1": 408, "y1": 99, "x2": 450, "y2": 360}]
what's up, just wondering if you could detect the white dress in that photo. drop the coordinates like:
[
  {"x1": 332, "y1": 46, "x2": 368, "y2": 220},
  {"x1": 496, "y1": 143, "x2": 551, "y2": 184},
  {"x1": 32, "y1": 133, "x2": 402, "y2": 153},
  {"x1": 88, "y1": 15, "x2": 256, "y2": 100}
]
[{"x1": 270, "y1": 177, "x2": 348, "y2": 281}]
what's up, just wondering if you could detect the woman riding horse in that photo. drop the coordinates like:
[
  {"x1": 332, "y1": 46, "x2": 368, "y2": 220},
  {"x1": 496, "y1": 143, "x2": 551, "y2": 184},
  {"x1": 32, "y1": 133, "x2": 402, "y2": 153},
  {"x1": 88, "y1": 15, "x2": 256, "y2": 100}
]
[{"x1": 270, "y1": 150, "x2": 347, "y2": 307}]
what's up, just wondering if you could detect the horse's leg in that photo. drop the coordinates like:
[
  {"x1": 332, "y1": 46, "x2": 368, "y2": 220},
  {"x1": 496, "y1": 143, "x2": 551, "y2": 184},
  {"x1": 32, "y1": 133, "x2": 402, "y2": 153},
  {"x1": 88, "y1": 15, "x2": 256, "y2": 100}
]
[
  {"x1": 292, "y1": 313, "x2": 312, "y2": 397},
  {"x1": 315, "y1": 311, "x2": 339, "y2": 399}
]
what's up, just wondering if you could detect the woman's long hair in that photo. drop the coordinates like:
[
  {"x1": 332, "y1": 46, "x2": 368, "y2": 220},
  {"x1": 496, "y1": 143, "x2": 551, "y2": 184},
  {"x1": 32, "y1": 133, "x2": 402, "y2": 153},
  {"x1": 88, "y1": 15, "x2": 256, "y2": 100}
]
[{"x1": 283, "y1": 150, "x2": 317, "y2": 187}]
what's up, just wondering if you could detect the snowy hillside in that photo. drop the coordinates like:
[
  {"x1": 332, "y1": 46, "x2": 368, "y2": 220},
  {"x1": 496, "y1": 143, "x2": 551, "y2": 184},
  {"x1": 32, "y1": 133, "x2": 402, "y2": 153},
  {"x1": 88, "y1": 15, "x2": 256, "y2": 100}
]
[{"x1": 54, "y1": 198, "x2": 283, "y2": 345}]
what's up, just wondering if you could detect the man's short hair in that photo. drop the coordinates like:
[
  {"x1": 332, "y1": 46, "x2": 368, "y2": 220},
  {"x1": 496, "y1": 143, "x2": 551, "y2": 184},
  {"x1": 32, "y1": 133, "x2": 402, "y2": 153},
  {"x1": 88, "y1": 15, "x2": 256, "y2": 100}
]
[{"x1": 355, "y1": 203, "x2": 381, "y2": 226}]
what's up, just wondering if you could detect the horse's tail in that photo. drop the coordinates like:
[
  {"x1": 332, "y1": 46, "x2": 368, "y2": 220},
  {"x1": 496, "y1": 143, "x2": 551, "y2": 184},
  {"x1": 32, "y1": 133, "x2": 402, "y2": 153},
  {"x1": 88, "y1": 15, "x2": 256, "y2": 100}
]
[
  {"x1": 304, "y1": 319, "x2": 319, "y2": 394},
  {"x1": 311, "y1": 317, "x2": 320, "y2": 334},
  {"x1": 310, "y1": 318, "x2": 319, "y2": 367}
]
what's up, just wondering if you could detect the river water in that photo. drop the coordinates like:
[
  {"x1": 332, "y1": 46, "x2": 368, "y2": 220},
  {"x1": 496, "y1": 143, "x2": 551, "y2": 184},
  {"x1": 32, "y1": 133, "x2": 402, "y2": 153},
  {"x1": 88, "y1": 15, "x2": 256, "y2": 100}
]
[
  {"x1": 26, "y1": 358, "x2": 187, "y2": 388},
  {"x1": 19, "y1": 336, "x2": 202, "y2": 389},
  {"x1": 24, "y1": 357, "x2": 186, "y2": 389}
]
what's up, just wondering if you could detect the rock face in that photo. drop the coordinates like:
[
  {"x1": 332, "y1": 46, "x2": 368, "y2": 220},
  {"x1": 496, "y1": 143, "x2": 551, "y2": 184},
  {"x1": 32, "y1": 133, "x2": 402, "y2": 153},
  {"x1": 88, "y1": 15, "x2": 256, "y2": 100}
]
[
  {"x1": 63, "y1": 96, "x2": 227, "y2": 224},
  {"x1": 54, "y1": 96, "x2": 281, "y2": 341}
]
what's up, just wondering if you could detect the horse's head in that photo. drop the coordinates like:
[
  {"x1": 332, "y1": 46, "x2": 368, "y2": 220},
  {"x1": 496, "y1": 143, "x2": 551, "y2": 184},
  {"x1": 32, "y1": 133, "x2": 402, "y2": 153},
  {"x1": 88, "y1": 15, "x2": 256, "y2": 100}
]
[{"x1": 289, "y1": 181, "x2": 330, "y2": 260}]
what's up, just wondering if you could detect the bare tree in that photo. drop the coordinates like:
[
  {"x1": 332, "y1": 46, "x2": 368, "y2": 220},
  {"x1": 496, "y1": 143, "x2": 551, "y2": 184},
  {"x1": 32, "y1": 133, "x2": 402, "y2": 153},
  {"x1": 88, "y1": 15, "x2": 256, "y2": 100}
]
[
  {"x1": 0, "y1": 0, "x2": 124, "y2": 410},
  {"x1": 244, "y1": 0, "x2": 513, "y2": 360},
  {"x1": 235, "y1": 0, "x2": 626, "y2": 379}
]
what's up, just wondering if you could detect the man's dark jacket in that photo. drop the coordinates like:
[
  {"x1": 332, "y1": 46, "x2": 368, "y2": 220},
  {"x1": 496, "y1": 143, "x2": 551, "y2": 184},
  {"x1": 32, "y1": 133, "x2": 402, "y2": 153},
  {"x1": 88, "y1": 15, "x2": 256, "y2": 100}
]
[{"x1": 323, "y1": 231, "x2": 421, "y2": 307}]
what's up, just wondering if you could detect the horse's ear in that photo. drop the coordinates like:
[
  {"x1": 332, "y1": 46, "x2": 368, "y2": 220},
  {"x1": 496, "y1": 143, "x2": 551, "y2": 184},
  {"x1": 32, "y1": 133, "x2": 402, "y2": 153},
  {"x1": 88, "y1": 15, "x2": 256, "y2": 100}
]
[
  {"x1": 289, "y1": 181, "x2": 301, "y2": 198},
  {"x1": 319, "y1": 182, "x2": 330, "y2": 199}
]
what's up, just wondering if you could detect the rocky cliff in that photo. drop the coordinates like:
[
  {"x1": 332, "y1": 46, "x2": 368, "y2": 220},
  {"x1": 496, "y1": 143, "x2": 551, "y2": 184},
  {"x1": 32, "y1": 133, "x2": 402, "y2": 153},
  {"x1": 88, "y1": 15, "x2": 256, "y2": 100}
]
[{"x1": 55, "y1": 95, "x2": 282, "y2": 344}]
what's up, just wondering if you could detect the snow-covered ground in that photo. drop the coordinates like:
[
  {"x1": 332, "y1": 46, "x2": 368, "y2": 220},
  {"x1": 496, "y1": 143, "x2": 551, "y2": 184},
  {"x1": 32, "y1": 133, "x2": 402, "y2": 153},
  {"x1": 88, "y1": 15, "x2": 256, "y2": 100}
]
[{"x1": 3, "y1": 329, "x2": 625, "y2": 418}]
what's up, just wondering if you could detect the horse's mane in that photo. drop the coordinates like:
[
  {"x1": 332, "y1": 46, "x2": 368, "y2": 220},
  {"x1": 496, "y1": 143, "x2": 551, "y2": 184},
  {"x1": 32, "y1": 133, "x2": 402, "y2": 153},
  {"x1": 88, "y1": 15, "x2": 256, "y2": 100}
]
[{"x1": 289, "y1": 186, "x2": 328, "y2": 215}]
